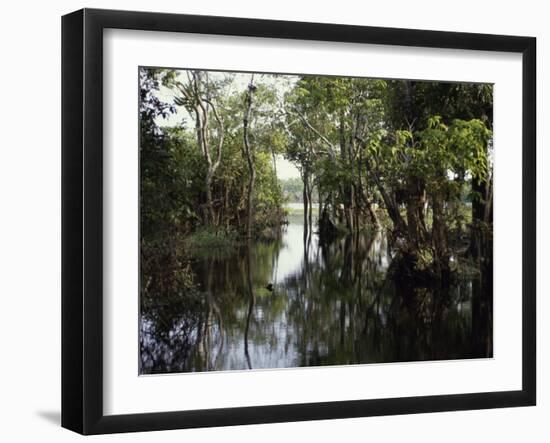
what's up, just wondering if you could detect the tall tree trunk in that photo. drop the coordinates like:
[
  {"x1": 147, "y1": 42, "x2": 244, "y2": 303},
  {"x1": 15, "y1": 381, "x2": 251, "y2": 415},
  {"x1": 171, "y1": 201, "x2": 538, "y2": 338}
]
[
  {"x1": 318, "y1": 187, "x2": 323, "y2": 219},
  {"x1": 366, "y1": 198, "x2": 380, "y2": 229},
  {"x1": 372, "y1": 169, "x2": 407, "y2": 235},
  {"x1": 205, "y1": 170, "x2": 214, "y2": 225},
  {"x1": 431, "y1": 192, "x2": 450, "y2": 279},
  {"x1": 302, "y1": 171, "x2": 309, "y2": 239},
  {"x1": 243, "y1": 76, "x2": 256, "y2": 239},
  {"x1": 271, "y1": 150, "x2": 280, "y2": 220},
  {"x1": 338, "y1": 113, "x2": 353, "y2": 233},
  {"x1": 354, "y1": 138, "x2": 387, "y2": 231},
  {"x1": 406, "y1": 178, "x2": 426, "y2": 248},
  {"x1": 307, "y1": 179, "x2": 313, "y2": 231}
]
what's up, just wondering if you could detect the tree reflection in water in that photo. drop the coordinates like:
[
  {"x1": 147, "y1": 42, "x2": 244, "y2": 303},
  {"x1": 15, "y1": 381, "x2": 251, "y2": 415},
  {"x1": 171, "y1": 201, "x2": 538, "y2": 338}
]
[{"x1": 140, "y1": 215, "x2": 492, "y2": 374}]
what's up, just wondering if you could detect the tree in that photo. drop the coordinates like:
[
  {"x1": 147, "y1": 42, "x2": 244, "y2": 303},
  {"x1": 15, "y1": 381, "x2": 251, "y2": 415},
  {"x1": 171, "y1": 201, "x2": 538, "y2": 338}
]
[
  {"x1": 175, "y1": 71, "x2": 227, "y2": 225},
  {"x1": 243, "y1": 75, "x2": 256, "y2": 239}
]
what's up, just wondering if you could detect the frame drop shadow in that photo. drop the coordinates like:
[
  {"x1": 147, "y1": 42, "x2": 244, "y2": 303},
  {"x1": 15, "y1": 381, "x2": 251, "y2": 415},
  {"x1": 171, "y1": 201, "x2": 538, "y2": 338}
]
[{"x1": 36, "y1": 410, "x2": 61, "y2": 426}]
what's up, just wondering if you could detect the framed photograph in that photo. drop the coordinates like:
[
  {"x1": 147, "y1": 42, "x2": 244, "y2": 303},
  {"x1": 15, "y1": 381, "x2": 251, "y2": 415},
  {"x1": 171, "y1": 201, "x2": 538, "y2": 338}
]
[{"x1": 62, "y1": 8, "x2": 536, "y2": 435}]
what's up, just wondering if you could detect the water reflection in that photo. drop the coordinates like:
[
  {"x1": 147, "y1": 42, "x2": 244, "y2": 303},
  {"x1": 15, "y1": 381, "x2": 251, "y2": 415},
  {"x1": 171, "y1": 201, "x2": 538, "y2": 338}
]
[{"x1": 140, "y1": 213, "x2": 492, "y2": 374}]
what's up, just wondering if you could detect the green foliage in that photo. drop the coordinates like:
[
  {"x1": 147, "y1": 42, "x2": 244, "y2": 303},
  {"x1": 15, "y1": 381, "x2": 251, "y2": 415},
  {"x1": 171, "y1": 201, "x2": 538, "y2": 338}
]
[{"x1": 140, "y1": 67, "x2": 493, "y2": 280}]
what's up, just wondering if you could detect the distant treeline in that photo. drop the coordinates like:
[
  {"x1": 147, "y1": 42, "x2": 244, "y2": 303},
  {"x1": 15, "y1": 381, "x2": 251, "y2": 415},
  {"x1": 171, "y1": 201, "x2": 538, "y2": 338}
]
[{"x1": 280, "y1": 177, "x2": 317, "y2": 204}]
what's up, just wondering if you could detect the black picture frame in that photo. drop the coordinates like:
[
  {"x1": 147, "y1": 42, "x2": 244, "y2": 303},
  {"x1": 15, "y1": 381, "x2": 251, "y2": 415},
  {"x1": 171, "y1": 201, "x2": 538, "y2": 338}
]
[{"x1": 62, "y1": 8, "x2": 536, "y2": 435}]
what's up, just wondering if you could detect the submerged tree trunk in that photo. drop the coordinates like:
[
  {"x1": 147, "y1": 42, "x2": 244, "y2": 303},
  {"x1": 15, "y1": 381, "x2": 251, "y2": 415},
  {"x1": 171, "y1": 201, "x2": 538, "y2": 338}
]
[{"x1": 243, "y1": 244, "x2": 255, "y2": 369}]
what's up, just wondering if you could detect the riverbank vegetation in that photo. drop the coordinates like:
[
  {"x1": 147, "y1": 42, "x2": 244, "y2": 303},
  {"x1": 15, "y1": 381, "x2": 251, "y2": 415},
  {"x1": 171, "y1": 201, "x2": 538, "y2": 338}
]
[
  {"x1": 141, "y1": 67, "x2": 492, "y2": 283},
  {"x1": 140, "y1": 67, "x2": 493, "y2": 373}
]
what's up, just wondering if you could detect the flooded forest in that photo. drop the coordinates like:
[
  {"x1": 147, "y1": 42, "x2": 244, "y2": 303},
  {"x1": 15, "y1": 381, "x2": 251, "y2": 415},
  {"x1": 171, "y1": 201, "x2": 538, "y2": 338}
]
[{"x1": 139, "y1": 68, "x2": 493, "y2": 374}]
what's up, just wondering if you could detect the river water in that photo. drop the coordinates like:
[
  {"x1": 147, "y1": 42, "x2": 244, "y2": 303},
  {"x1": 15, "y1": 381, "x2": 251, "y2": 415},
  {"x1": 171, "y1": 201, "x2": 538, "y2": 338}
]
[{"x1": 140, "y1": 210, "x2": 492, "y2": 374}]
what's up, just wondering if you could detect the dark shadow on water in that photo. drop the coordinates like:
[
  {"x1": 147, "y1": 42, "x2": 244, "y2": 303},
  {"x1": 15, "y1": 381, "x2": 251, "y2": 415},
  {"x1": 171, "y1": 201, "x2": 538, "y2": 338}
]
[{"x1": 36, "y1": 410, "x2": 61, "y2": 426}]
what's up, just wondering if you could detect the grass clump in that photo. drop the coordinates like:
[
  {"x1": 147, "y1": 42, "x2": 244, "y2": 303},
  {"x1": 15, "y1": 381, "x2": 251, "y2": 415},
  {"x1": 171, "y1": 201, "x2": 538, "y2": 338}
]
[{"x1": 183, "y1": 227, "x2": 239, "y2": 252}]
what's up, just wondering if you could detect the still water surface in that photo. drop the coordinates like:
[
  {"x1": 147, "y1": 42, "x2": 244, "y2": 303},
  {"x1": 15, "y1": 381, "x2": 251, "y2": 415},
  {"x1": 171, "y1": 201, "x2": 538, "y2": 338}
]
[{"x1": 140, "y1": 211, "x2": 492, "y2": 374}]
